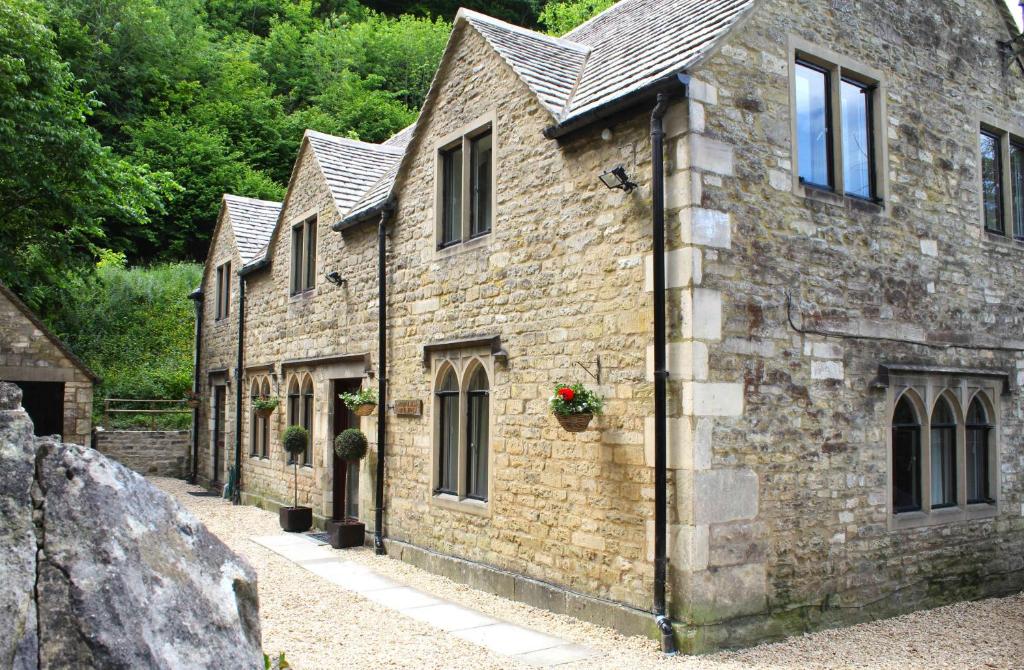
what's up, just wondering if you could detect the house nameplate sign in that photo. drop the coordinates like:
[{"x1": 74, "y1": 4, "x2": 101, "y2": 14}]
[{"x1": 395, "y1": 399, "x2": 422, "y2": 417}]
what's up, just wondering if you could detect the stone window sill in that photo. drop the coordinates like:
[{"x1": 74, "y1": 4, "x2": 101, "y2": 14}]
[
  {"x1": 434, "y1": 231, "x2": 493, "y2": 260},
  {"x1": 431, "y1": 492, "x2": 489, "y2": 517},
  {"x1": 795, "y1": 182, "x2": 885, "y2": 214},
  {"x1": 983, "y1": 230, "x2": 1024, "y2": 249},
  {"x1": 288, "y1": 288, "x2": 318, "y2": 303},
  {"x1": 889, "y1": 502, "x2": 997, "y2": 530}
]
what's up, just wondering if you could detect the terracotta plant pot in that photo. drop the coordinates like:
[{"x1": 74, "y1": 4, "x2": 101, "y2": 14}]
[
  {"x1": 353, "y1": 403, "x2": 376, "y2": 417},
  {"x1": 327, "y1": 520, "x2": 366, "y2": 549},
  {"x1": 556, "y1": 412, "x2": 594, "y2": 433},
  {"x1": 279, "y1": 506, "x2": 312, "y2": 532}
]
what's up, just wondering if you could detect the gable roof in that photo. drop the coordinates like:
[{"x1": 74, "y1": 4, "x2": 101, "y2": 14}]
[
  {"x1": 0, "y1": 284, "x2": 98, "y2": 382},
  {"x1": 305, "y1": 130, "x2": 406, "y2": 215},
  {"x1": 222, "y1": 195, "x2": 282, "y2": 265}
]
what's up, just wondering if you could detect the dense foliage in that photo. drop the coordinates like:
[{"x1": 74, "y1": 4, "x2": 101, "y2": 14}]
[{"x1": 0, "y1": 0, "x2": 612, "y2": 404}]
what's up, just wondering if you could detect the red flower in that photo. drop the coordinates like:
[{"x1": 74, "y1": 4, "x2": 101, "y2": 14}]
[{"x1": 557, "y1": 387, "x2": 575, "y2": 401}]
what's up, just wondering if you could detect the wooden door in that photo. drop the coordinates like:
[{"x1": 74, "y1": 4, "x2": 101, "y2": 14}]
[
  {"x1": 332, "y1": 380, "x2": 360, "y2": 521},
  {"x1": 213, "y1": 385, "x2": 226, "y2": 485}
]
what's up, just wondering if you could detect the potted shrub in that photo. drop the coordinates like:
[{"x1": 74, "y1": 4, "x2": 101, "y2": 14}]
[
  {"x1": 328, "y1": 428, "x2": 369, "y2": 549},
  {"x1": 550, "y1": 383, "x2": 604, "y2": 433},
  {"x1": 253, "y1": 396, "x2": 279, "y2": 419},
  {"x1": 279, "y1": 425, "x2": 312, "y2": 532},
  {"x1": 338, "y1": 387, "x2": 377, "y2": 416}
]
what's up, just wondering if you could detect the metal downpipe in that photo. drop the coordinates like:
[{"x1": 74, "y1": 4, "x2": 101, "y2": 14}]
[
  {"x1": 651, "y1": 91, "x2": 677, "y2": 655},
  {"x1": 189, "y1": 290, "x2": 203, "y2": 484},
  {"x1": 374, "y1": 210, "x2": 390, "y2": 554},
  {"x1": 231, "y1": 274, "x2": 245, "y2": 504}
]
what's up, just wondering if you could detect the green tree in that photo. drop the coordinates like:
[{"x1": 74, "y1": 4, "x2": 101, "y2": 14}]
[
  {"x1": 0, "y1": 0, "x2": 173, "y2": 309},
  {"x1": 538, "y1": 0, "x2": 614, "y2": 35}
]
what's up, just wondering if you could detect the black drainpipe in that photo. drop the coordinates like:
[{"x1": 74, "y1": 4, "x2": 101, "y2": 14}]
[
  {"x1": 189, "y1": 288, "x2": 204, "y2": 484},
  {"x1": 374, "y1": 209, "x2": 391, "y2": 554},
  {"x1": 232, "y1": 273, "x2": 246, "y2": 504},
  {"x1": 651, "y1": 91, "x2": 677, "y2": 655}
]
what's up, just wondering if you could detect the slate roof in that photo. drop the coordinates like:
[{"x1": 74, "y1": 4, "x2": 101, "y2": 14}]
[
  {"x1": 460, "y1": 0, "x2": 755, "y2": 125},
  {"x1": 305, "y1": 130, "x2": 405, "y2": 215},
  {"x1": 222, "y1": 195, "x2": 282, "y2": 265}
]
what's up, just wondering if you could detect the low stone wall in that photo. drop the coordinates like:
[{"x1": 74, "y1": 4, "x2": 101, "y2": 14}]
[{"x1": 94, "y1": 430, "x2": 190, "y2": 478}]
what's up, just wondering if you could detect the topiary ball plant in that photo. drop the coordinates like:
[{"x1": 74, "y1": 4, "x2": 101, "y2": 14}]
[
  {"x1": 334, "y1": 428, "x2": 368, "y2": 462},
  {"x1": 282, "y1": 425, "x2": 308, "y2": 457}
]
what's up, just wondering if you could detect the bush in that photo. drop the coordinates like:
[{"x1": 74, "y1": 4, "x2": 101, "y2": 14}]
[
  {"x1": 282, "y1": 425, "x2": 308, "y2": 456},
  {"x1": 334, "y1": 428, "x2": 368, "y2": 461}
]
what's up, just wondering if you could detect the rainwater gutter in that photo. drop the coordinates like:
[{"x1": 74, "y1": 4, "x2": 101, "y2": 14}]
[{"x1": 374, "y1": 208, "x2": 392, "y2": 554}]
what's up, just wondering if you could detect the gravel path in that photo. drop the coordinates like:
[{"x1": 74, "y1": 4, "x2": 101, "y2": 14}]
[{"x1": 153, "y1": 477, "x2": 1024, "y2": 669}]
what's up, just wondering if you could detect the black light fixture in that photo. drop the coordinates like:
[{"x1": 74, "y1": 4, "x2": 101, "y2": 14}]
[
  {"x1": 325, "y1": 271, "x2": 346, "y2": 286},
  {"x1": 599, "y1": 165, "x2": 637, "y2": 193}
]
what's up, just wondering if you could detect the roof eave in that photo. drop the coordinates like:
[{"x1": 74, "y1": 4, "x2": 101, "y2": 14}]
[
  {"x1": 238, "y1": 257, "x2": 271, "y2": 277},
  {"x1": 333, "y1": 199, "x2": 396, "y2": 233},
  {"x1": 544, "y1": 72, "x2": 691, "y2": 140}
]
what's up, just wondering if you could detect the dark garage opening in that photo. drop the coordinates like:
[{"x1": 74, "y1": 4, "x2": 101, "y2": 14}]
[{"x1": 15, "y1": 381, "x2": 65, "y2": 437}]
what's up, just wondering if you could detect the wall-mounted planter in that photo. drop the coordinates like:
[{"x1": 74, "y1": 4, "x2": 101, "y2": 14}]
[
  {"x1": 353, "y1": 403, "x2": 376, "y2": 417},
  {"x1": 556, "y1": 413, "x2": 594, "y2": 433}
]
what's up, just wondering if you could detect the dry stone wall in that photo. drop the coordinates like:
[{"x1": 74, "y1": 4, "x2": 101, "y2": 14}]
[{"x1": 94, "y1": 430, "x2": 190, "y2": 478}]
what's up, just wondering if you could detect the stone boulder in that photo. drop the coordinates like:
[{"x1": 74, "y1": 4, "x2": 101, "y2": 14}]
[{"x1": 0, "y1": 383, "x2": 261, "y2": 669}]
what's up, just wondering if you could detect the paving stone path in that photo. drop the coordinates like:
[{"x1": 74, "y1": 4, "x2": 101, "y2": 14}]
[{"x1": 252, "y1": 533, "x2": 598, "y2": 667}]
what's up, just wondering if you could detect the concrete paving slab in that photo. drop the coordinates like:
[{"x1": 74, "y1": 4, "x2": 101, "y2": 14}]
[
  {"x1": 402, "y1": 603, "x2": 498, "y2": 631},
  {"x1": 513, "y1": 643, "x2": 598, "y2": 666},
  {"x1": 362, "y1": 586, "x2": 443, "y2": 610},
  {"x1": 452, "y1": 622, "x2": 566, "y2": 656}
]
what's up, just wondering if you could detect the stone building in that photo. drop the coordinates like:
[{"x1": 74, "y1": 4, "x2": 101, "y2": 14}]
[
  {"x1": 0, "y1": 284, "x2": 96, "y2": 446},
  {"x1": 196, "y1": 0, "x2": 1024, "y2": 651}
]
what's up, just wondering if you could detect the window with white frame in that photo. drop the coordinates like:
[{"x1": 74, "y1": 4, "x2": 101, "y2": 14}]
[
  {"x1": 436, "y1": 116, "x2": 494, "y2": 248},
  {"x1": 889, "y1": 382, "x2": 998, "y2": 527},
  {"x1": 432, "y1": 358, "x2": 491, "y2": 505}
]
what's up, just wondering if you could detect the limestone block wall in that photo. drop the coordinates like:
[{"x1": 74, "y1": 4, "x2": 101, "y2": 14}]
[
  {"x1": 196, "y1": 214, "x2": 241, "y2": 486},
  {"x1": 664, "y1": 0, "x2": 1024, "y2": 650},
  {"x1": 94, "y1": 430, "x2": 190, "y2": 478},
  {"x1": 381, "y1": 25, "x2": 658, "y2": 610},
  {"x1": 0, "y1": 288, "x2": 94, "y2": 447},
  {"x1": 237, "y1": 141, "x2": 380, "y2": 523}
]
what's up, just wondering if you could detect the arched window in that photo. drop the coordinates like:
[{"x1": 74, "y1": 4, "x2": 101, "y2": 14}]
[
  {"x1": 436, "y1": 368, "x2": 459, "y2": 495},
  {"x1": 466, "y1": 367, "x2": 489, "y2": 501},
  {"x1": 287, "y1": 377, "x2": 300, "y2": 464},
  {"x1": 930, "y1": 396, "x2": 957, "y2": 508},
  {"x1": 250, "y1": 379, "x2": 261, "y2": 457},
  {"x1": 966, "y1": 396, "x2": 992, "y2": 504},
  {"x1": 892, "y1": 395, "x2": 921, "y2": 513},
  {"x1": 260, "y1": 379, "x2": 271, "y2": 458},
  {"x1": 301, "y1": 375, "x2": 314, "y2": 466}
]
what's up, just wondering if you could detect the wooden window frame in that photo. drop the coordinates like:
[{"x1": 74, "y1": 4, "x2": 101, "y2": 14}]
[
  {"x1": 978, "y1": 121, "x2": 1024, "y2": 240},
  {"x1": 214, "y1": 262, "x2": 231, "y2": 321},
  {"x1": 434, "y1": 112, "x2": 497, "y2": 250}
]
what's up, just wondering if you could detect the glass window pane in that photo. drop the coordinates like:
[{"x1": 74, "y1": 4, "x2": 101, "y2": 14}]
[
  {"x1": 981, "y1": 131, "x2": 1004, "y2": 233},
  {"x1": 891, "y1": 397, "x2": 921, "y2": 512},
  {"x1": 470, "y1": 132, "x2": 492, "y2": 237},
  {"x1": 437, "y1": 370, "x2": 458, "y2": 494},
  {"x1": 305, "y1": 220, "x2": 317, "y2": 290},
  {"x1": 841, "y1": 80, "x2": 872, "y2": 199},
  {"x1": 442, "y1": 147, "x2": 462, "y2": 245},
  {"x1": 291, "y1": 226, "x2": 303, "y2": 293},
  {"x1": 795, "y1": 62, "x2": 832, "y2": 189},
  {"x1": 966, "y1": 398, "x2": 990, "y2": 503},
  {"x1": 466, "y1": 368, "x2": 489, "y2": 500},
  {"x1": 930, "y1": 398, "x2": 957, "y2": 508},
  {"x1": 346, "y1": 460, "x2": 359, "y2": 517},
  {"x1": 1012, "y1": 142, "x2": 1024, "y2": 238}
]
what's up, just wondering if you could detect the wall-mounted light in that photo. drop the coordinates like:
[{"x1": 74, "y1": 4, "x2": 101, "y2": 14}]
[
  {"x1": 599, "y1": 166, "x2": 637, "y2": 193},
  {"x1": 325, "y1": 271, "x2": 347, "y2": 287}
]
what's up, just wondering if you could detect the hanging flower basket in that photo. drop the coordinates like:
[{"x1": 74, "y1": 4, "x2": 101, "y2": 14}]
[
  {"x1": 550, "y1": 383, "x2": 603, "y2": 433},
  {"x1": 556, "y1": 412, "x2": 594, "y2": 433},
  {"x1": 353, "y1": 402, "x2": 376, "y2": 416},
  {"x1": 340, "y1": 387, "x2": 378, "y2": 417},
  {"x1": 253, "y1": 396, "x2": 279, "y2": 419}
]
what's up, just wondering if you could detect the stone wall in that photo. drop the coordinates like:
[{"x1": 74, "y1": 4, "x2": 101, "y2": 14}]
[
  {"x1": 663, "y1": 0, "x2": 1024, "y2": 651},
  {"x1": 94, "y1": 430, "x2": 190, "y2": 478},
  {"x1": 0, "y1": 287, "x2": 93, "y2": 446}
]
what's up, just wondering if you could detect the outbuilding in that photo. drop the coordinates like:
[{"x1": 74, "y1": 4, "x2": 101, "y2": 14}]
[{"x1": 0, "y1": 284, "x2": 96, "y2": 445}]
